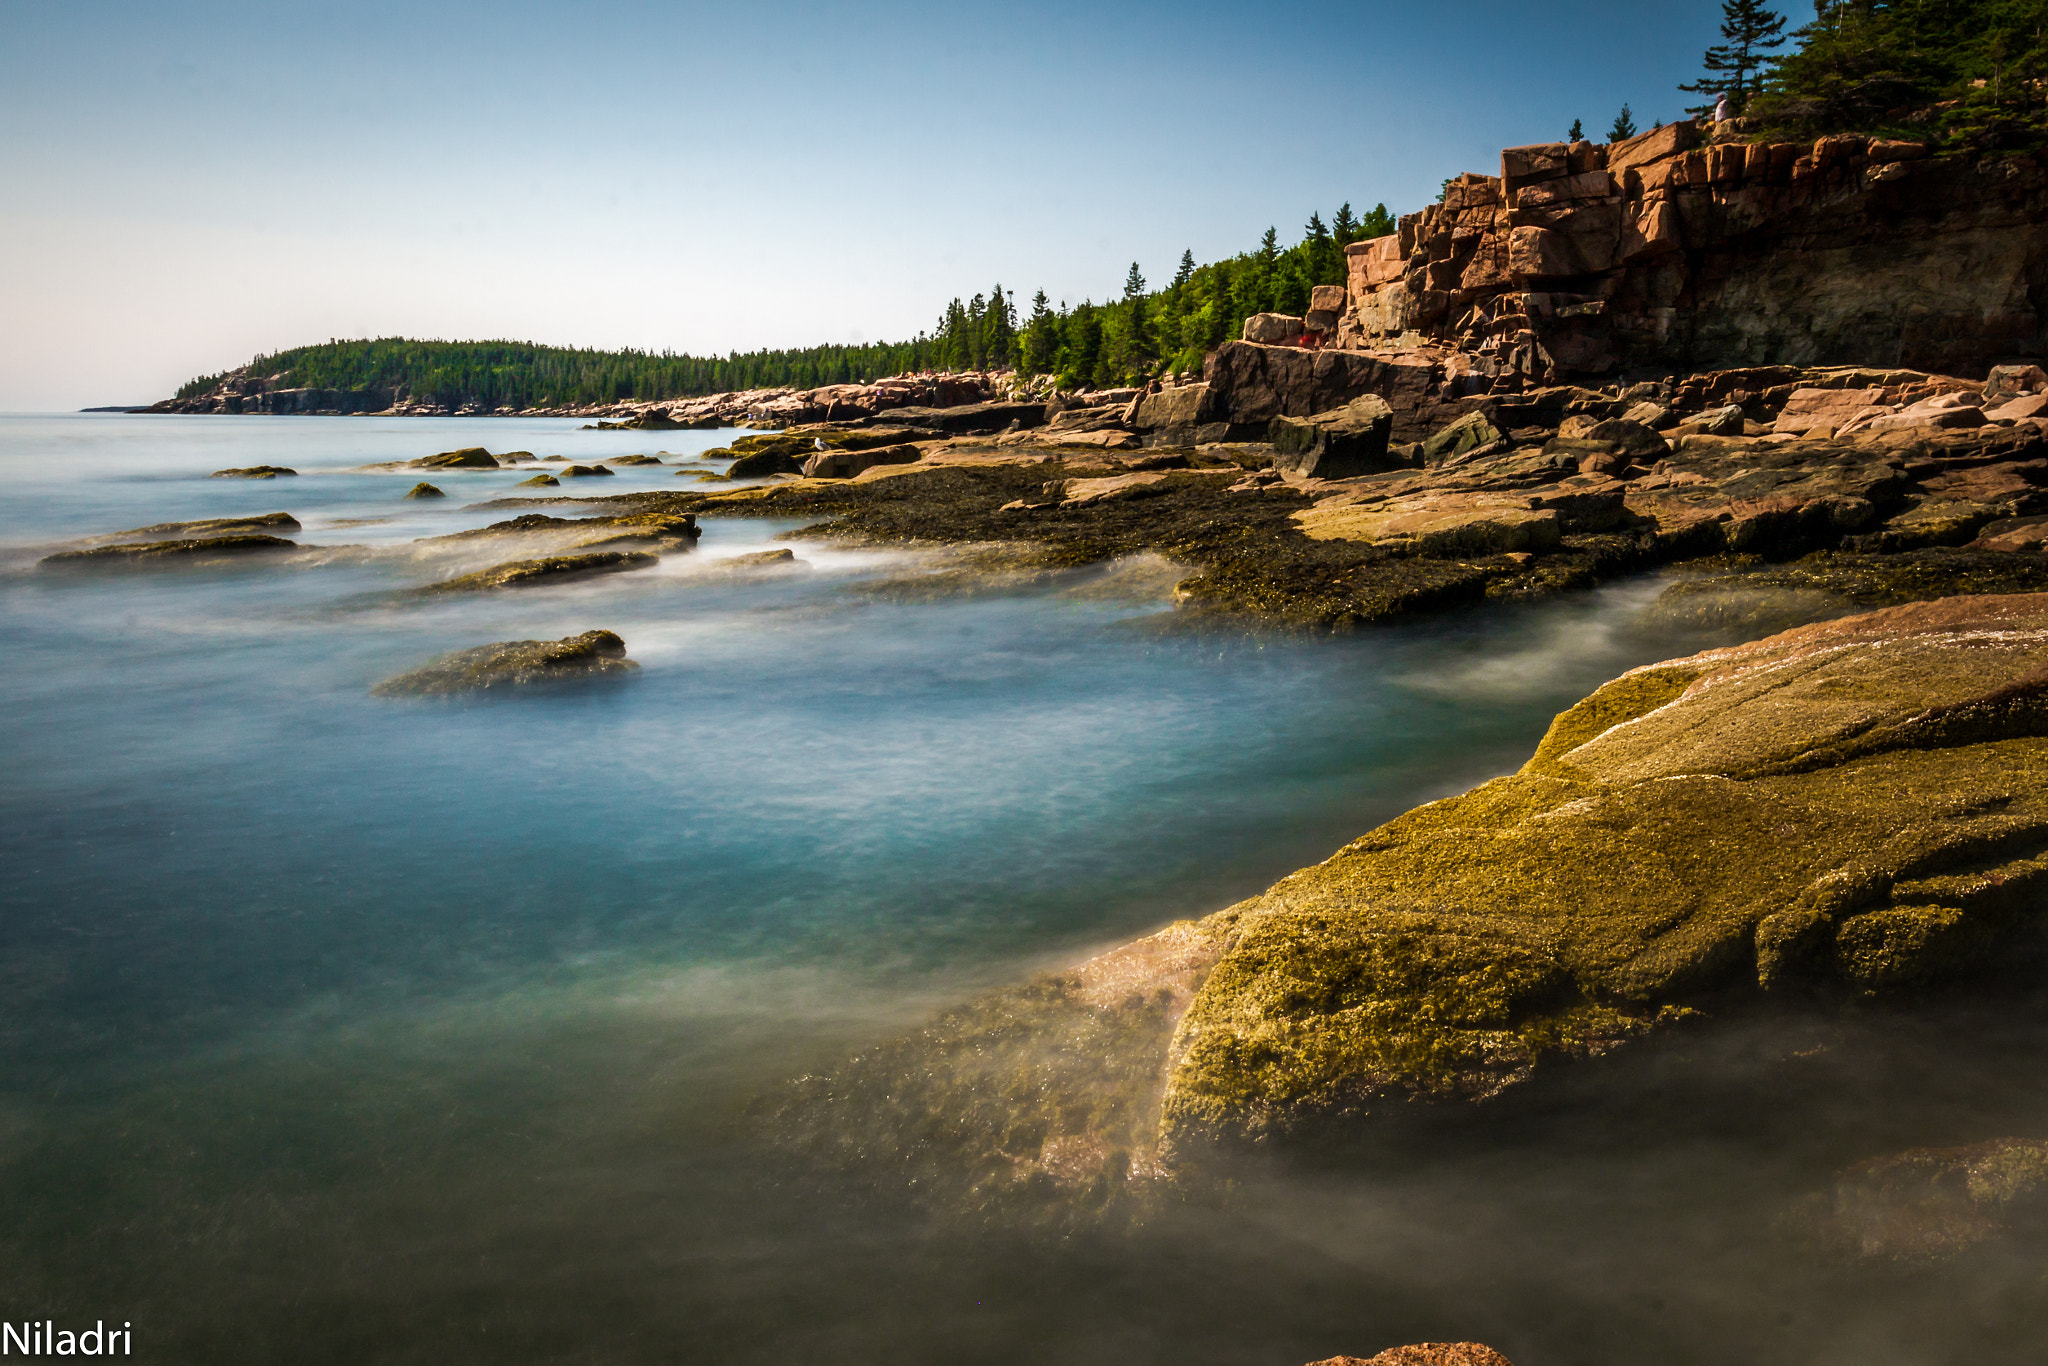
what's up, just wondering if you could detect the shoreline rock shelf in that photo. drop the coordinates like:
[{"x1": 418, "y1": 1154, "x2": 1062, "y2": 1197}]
[
  {"x1": 420, "y1": 550, "x2": 658, "y2": 592},
  {"x1": 765, "y1": 594, "x2": 2048, "y2": 1198}
]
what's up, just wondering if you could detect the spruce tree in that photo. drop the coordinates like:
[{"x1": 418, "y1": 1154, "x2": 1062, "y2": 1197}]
[
  {"x1": 1122, "y1": 262, "x2": 1147, "y2": 302},
  {"x1": 1569, "y1": 117, "x2": 1585, "y2": 142},
  {"x1": 1679, "y1": 0, "x2": 1788, "y2": 116},
  {"x1": 1170, "y1": 249, "x2": 1196, "y2": 294},
  {"x1": 1610, "y1": 103, "x2": 1639, "y2": 141},
  {"x1": 1331, "y1": 203, "x2": 1359, "y2": 246}
]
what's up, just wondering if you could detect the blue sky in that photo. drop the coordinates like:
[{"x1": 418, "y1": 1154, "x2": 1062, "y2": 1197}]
[{"x1": 1, "y1": 0, "x2": 1726, "y2": 408}]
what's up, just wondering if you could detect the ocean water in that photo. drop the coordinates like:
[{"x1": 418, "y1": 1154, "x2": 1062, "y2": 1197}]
[{"x1": 0, "y1": 415, "x2": 2042, "y2": 1364}]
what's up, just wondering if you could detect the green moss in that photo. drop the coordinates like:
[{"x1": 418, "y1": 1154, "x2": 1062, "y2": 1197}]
[{"x1": 1526, "y1": 667, "x2": 1701, "y2": 775}]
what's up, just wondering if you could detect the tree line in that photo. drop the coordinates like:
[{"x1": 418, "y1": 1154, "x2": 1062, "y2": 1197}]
[{"x1": 177, "y1": 203, "x2": 1397, "y2": 404}]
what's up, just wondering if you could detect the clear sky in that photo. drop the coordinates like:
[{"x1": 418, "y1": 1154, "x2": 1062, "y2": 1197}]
[{"x1": 1, "y1": 0, "x2": 1726, "y2": 410}]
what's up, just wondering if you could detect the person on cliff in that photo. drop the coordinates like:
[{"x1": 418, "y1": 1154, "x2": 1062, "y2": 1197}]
[{"x1": 1712, "y1": 91, "x2": 1730, "y2": 122}]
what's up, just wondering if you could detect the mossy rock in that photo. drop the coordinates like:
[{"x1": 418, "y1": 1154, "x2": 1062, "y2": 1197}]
[
  {"x1": 517, "y1": 474, "x2": 560, "y2": 487},
  {"x1": 371, "y1": 630, "x2": 638, "y2": 697},
  {"x1": 1161, "y1": 594, "x2": 2048, "y2": 1155},
  {"x1": 41, "y1": 534, "x2": 298, "y2": 566},
  {"x1": 559, "y1": 464, "x2": 614, "y2": 478},
  {"x1": 608, "y1": 454, "x2": 663, "y2": 465},
  {"x1": 410, "y1": 447, "x2": 498, "y2": 469},
  {"x1": 421, "y1": 551, "x2": 656, "y2": 592},
  {"x1": 209, "y1": 466, "x2": 297, "y2": 479},
  {"x1": 405, "y1": 482, "x2": 445, "y2": 499},
  {"x1": 96, "y1": 513, "x2": 300, "y2": 541}
]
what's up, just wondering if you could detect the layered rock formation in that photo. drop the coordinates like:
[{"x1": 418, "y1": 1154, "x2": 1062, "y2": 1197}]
[{"x1": 1334, "y1": 123, "x2": 2048, "y2": 383}]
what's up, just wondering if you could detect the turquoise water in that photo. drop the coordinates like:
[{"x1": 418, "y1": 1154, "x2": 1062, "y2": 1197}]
[{"x1": 1, "y1": 415, "x2": 2043, "y2": 1364}]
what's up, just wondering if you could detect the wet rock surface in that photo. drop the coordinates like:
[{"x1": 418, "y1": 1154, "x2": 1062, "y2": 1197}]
[
  {"x1": 209, "y1": 466, "x2": 296, "y2": 479},
  {"x1": 370, "y1": 629, "x2": 639, "y2": 697},
  {"x1": 1163, "y1": 594, "x2": 2048, "y2": 1153},
  {"x1": 420, "y1": 550, "x2": 657, "y2": 592},
  {"x1": 93, "y1": 512, "x2": 301, "y2": 541},
  {"x1": 405, "y1": 482, "x2": 445, "y2": 499},
  {"x1": 1797, "y1": 1137, "x2": 2048, "y2": 1261},
  {"x1": 41, "y1": 534, "x2": 300, "y2": 565}
]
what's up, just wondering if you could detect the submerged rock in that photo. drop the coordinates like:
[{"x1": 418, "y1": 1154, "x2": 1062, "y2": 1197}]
[
  {"x1": 210, "y1": 465, "x2": 297, "y2": 479},
  {"x1": 371, "y1": 629, "x2": 639, "y2": 697},
  {"x1": 95, "y1": 512, "x2": 300, "y2": 541},
  {"x1": 422, "y1": 551, "x2": 657, "y2": 592},
  {"x1": 410, "y1": 447, "x2": 499, "y2": 469},
  {"x1": 405, "y1": 482, "x2": 446, "y2": 499},
  {"x1": 715, "y1": 549, "x2": 803, "y2": 569},
  {"x1": 559, "y1": 464, "x2": 614, "y2": 478},
  {"x1": 608, "y1": 454, "x2": 663, "y2": 465},
  {"x1": 42, "y1": 534, "x2": 299, "y2": 565},
  {"x1": 1162, "y1": 594, "x2": 2048, "y2": 1154},
  {"x1": 517, "y1": 473, "x2": 560, "y2": 487},
  {"x1": 1798, "y1": 1137, "x2": 2048, "y2": 1260}
]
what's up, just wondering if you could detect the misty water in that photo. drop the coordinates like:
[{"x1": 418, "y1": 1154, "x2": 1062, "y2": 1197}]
[{"x1": 0, "y1": 414, "x2": 2043, "y2": 1364}]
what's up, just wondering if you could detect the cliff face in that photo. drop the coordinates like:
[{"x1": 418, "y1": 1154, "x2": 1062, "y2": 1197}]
[{"x1": 1336, "y1": 122, "x2": 2048, "y2": 385}]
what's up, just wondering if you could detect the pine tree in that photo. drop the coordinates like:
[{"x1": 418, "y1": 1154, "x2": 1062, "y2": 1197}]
[
  {"x1": 1331, "y1": 202, "x2": 1360, "y2": 246},
  {"x1": 1569, "y1": 118, "x2": 1585, "y2": 141},
  {"x1": 1610, "y1": 103, "x2": 1639, "y2": 142},
  {"x1": 1170, "y1": 249, "x2": 1196, "y2": 294},
  {"x1": 1679, "y1": 0, "x2": 1789, "y2": 116},
  {"x1": 1122, "y1": 262, "x2": 1147, "y2": 302}
]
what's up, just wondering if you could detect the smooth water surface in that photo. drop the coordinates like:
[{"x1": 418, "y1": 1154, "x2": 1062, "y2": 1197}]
[{"x1": 0, "y1": 415, "x2": 2042, "y2": 1364}]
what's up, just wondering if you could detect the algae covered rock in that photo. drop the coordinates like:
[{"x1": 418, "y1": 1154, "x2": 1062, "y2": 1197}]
[
  {"x1": 95, "y1": 512, "x2": 300, "y2": 541},
  {"x1": 559, "y1": 464, "x2": 614, "y2": 478},
  {"x1": 422, "y1": 551, "x2": 656, "y2": 592},
  {"x1": 42, "y1": 534, "x2": 299, "y2": 566},
  {"x1": 210, "y1": 466, "x2": 297, "y2": 479},
  {"x1": 516, "y1": 473, "x2": 560, "y2": 487},
  {"x1": 410, "y1": 448, "x2": 498, "y2": 469},
  {"x1": 405, "y1": 483, "x2": 446, "y2": 500},
  {"x1": 1798, "y1": 1137, "x2": 2048, "y2": 1260},
  {"x1": 371, "y1": 630, "x2": 639, "y2": 697},
  {"x1": 1161, "y1": 594, "x2": 2048, "y2": 1153}
]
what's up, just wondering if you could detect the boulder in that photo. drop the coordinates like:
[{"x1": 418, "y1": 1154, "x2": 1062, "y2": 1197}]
[
  {"x1": 1606, "y1": 120, "x2": 1702, "y2": 180},
  {"x1": 1162, "y1": 595, "x2": 2048, "y2": 1153},
  {"x1": 801, "y1": 443, "x2": 920, "y2": 478},
  {"x1": 1421, "y1": 411, "x2": 1505, "y2": 465},
  {"x1": 1582, "y1": 418, "x2": 1671, "y2": 461},
  {"x1": 558, "y1": 464, "x2": 616, "y2": 478},
  {"x1": 1983, "y1": 364, "x2": 2048, "y2": 404},
  {"x1": 411, "y1": 447, "x2": 499, "y2": 469},
  {"x1": 422, "y1": 551, "x2": 657, "y2": 592},
  {"x1": 723, "y1": 447, "x2": 807, "y2": 478},
  {"x1": 41, "y1": 534, "x2": 299, "y2": 566},
  {"x1": 1684, "y1": 404, "x2": 1748, "y2": 437},
  {"x1": 1129, "y1": 384, "x2": 1217, "y2": 430},
  {"x1": 405, "y1": 483, "x2": 446, "y2": 499},
  {"x1": 517, "y1": 473, "x2": 560, "y2": 487},
  {"x1": 1309, "y1": 285, "x2": 1348, "y2": 314},
  {"x1": 1988, "y1": 394, "x2": 2048, "y2": 422},
  {"x1": 209, "y1": 466, "x2": 297, "y2": 479},
  {"x1": 371, "y1": 630, "x2": 639, "y2": 698},
  {"x1": 1268, "y1": 395, "x2": 1397, "y2": 480},
  {"x1": 609, "y1": 454, "x2": 663, "y2": 465},
  {"x1": 1243, "y1": 313, "x2": 1307, "y2": 344}
]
